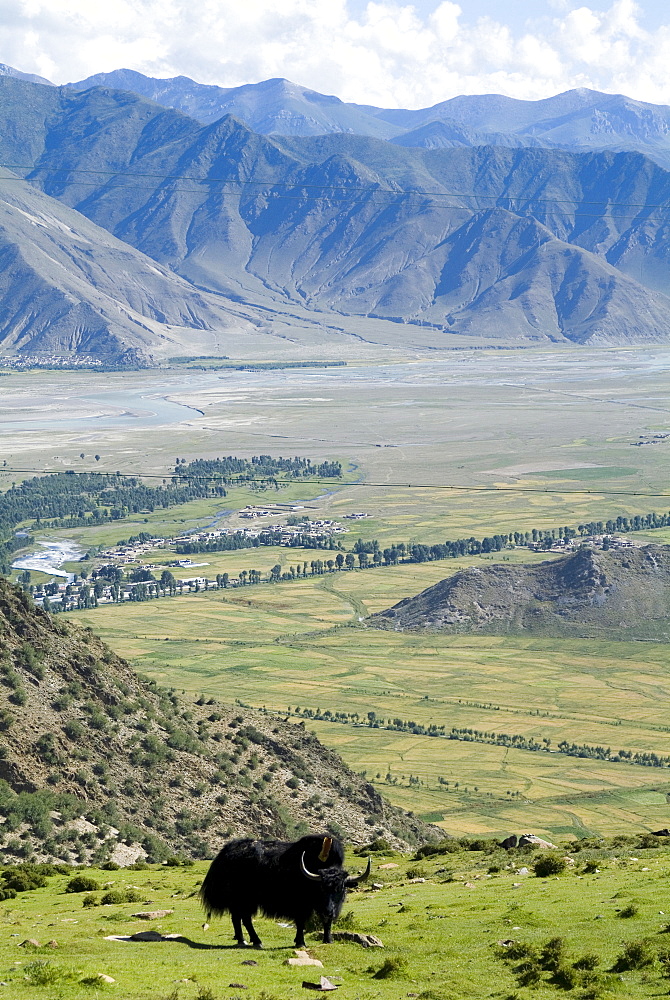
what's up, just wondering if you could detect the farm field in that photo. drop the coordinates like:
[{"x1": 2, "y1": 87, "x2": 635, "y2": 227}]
[
  {"x1": 68, "y1": 555, "x2": 670, "y2": 841},
  {"x1": 4, "y1": 843, "x2": 670, "y2": 1000},
  {"x1": 7, "y1": 344, "x2": 670, "y2": 842}
]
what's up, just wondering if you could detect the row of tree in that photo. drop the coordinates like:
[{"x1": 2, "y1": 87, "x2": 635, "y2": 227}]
[
  {"x1": 175, "y1": 454, "x2": 342, "y2": 482},
  {"x1": 289, "y1": 708, "x2": 670, "y2": 769},
  {"x1": 176, "y1": 528, "x2": 343, "y2": 554}
]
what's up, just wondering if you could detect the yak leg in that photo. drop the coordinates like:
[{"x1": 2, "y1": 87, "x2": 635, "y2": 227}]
[
  {"x1": 242, "y1": 913, "x2": 262, "y2": 949},
  {"x1": 231, "y1": 912, "x2": 248, "y2": 947},
  {"x1": 294, "y1": 919, "x2": 307, "y2": 949},
  {"x1": 321, "y1": 916, "x2": 333, "y2": 944}
]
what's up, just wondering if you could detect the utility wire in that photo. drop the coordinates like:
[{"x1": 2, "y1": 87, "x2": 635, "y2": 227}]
[
  {"x1": 2, "y1": 163, "x2": 670, "y2": 221},
  {"x1": 1, "y1": 467, "x2": 669, "y2": 499}
]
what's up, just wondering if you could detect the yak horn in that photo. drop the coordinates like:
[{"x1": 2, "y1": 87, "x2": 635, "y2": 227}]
[
  {"x1": 301, "y1": 852, "x2": 322, "y2": 881},
  {"x1": 345, "y1": 857, "x2": 372, "y2": 887},
  {"x1": 318, "y1": 837, "x2": 333, "y2": 862}
]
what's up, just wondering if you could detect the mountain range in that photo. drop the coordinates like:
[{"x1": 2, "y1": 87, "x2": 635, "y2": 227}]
[
  {"x1": 66, "y1": 69, "x2": 670, "y2": 169},
  {"x1": 2, "y1": 66, "x2": 670, "y2": 361}
]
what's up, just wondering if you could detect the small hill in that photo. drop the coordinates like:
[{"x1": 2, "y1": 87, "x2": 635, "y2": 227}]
[
  {"x1": 0, "y1": 580, "x2": 431, "y2": 865},
  {"x1": 369, "y1": 545, "x2": 670, "y2": 640}
]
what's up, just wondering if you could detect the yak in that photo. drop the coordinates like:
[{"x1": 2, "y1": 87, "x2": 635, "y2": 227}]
[{"x1": 199, "y1": 834, "x2": 371, "y2": 948}]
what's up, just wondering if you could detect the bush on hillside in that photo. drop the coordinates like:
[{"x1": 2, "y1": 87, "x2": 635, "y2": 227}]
[
  {"x1": 65, "y1": 875, "x2": 99, "y2": 893},
  {"x1": 533, "y1": 854, "x2": 567, "y2": 877}
]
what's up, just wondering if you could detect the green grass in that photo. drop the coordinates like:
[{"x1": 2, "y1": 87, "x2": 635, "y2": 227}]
[{"x1": 4, "y1": 845, "x2": 670, "y2": 998}]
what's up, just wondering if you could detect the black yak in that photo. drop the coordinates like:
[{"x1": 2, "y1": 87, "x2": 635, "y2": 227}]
[{"x1": 199, "y1": 834, "x2": 371, "y2": 948}]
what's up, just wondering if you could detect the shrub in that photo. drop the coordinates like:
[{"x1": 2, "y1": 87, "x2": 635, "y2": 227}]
[
  {"x1": 533, "y1": 854, "x2": 567, "y2": 877},
  {"x1": 24, "y1": 961, "x2": 73, "y2": 986},
  {"x1": 82, "y1": 893, "x2": 98, "y2": 907},
  {"x1": 3, "y1": 871, "x2": 47, "y2": 892},
  {"x1": 612, "y1": 938, "x2": 656, "y2": 972},
  {"x1": 372, "y1": 956, "x2": 407, "y2": 979},
  {"x1": 406, "y1": 866, "x2": 427, "y2": 879},
  {"x1": 573, "y1": 954, "x2": 600, "y2": 970},
  {"x1": 359, "y1": 838, "x2": 392, "y2": 854},
  {"x1": 539, "y1": 937, "x2": 567, "y2": 972},
  {"x1": 618, "y1": 903, "x2": 639, "y2": 918},
  {"x1": 414, "y1": 838, "x2": 458, "y2": 858},
  {"x1": 63, "y1": 720, "x2": 84, "y2": 740},
  {"x1": 101, "y1": 889, "x2": 127, "y2": 905},
  {"x1": 552, "y1": 964, "x2": 580, "y2": 990},
  {"x1": 65, "y1": 875, "x2": 99, "y2": 893}
]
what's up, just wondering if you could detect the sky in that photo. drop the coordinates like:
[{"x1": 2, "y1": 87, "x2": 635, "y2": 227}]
[{"x1": 3, "y1": 0, "x2": 670, "y2": 109}]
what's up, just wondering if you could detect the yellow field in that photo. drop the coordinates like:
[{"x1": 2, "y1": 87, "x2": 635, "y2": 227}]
[{"x1": 69, "y1": 556, "x2": 670, "y2": 840}]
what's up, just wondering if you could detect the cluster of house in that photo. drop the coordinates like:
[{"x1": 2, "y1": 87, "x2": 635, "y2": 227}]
[
  {"x1": 33, "y1": 572, "x2": 212, "y2": 611},
  {"x1": 631, "y1": 433, "x2": 670, "y2": 447},
  {"x1": 31, "y1": 510, "x2": 359, "y2": 611},
  {"x1": 0, "y1": 354, "x2": 103, "y2": 369},
  {"x1": 528, "y1": 534, "x2": 637, "y2": 553}
]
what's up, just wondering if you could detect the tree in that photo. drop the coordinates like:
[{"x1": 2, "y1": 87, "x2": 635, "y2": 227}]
[{"x1": 94, "y1": 455, "x2": 101, "y2": 462}]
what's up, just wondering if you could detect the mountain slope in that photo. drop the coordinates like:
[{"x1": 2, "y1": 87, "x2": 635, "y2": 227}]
[
  {"x1": 0, "y1": 578, "x2": 431, "y2": 865},
  {"x1": 369, "y1": 545, "x2": 670, "y2": 640},
  {"x1": 0, "y1": 171, "x2": 257, "y2": 363}
]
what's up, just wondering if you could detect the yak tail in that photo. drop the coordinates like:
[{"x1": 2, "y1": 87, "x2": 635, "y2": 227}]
[{"x1": 198, "y1": 877, "x2": 229, "y2": 919}]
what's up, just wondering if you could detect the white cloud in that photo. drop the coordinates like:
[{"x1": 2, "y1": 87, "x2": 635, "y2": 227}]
[{"x1": 2, "y1": 0, "x2": 670, "y2": 108}]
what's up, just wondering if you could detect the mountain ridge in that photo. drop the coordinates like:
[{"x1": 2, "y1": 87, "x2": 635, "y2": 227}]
[
  {"x1": 369, "y1": 544, "x2": 670, "y2": 640},
  {"x1": 63, "y1": 69, "x2": 670, "y2": 168}
]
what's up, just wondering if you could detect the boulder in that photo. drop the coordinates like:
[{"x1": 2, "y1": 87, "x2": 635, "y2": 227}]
[
  {"x1": 518, "y1": 834, "x2": 557, "y2": 849},
  {"x1": 332, "y1": 932, "x2": 383, "y2": 948},
  {"x1": 286, "y1": 950, "x2": 323, "y2": 968}
]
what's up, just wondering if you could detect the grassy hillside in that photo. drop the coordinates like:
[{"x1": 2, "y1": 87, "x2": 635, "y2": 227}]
[
  {"x1": 0, "y1": 578, "x2": 430, "y2": 864},
  {"x1": 3, "y1": 836, "x2": 670, "y2": 998}
]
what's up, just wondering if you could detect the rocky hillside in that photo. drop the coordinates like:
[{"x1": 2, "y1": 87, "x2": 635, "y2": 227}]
[
  {"x1": 0, "y1": 580, "x2": 432, "y2": 866},
  {"x1": 369, "y1": 544, "x2": 670, "y2": 640},
  {"x1": 0, "y1": 172, "x2": 256, "y2": 364}
]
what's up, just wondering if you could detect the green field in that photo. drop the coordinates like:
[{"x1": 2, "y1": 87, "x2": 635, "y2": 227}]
[
  {"x1": 5, "y1": 843, "x2": 670, "y2": 999},
  {"x1": 68, "y1": 552, "x2": 670, "y2": 841}
]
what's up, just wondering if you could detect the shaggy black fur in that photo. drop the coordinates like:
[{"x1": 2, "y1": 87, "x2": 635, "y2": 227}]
[{"x1": 200, "y1": 834, "x2": 350, "y2": 947}]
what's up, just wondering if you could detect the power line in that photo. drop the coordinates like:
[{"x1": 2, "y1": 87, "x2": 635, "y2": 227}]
[
  {"x1": 2, "y1": 162, "x2": 670, "y2": 221},
  {"x1": 1, "y1": 466, "x2": 669, "y2": 499}
]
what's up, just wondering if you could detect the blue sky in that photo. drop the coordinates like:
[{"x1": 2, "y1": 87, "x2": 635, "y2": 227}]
[{"x1": 2, "y1": 0, "x2": 670, "y2": 108}]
